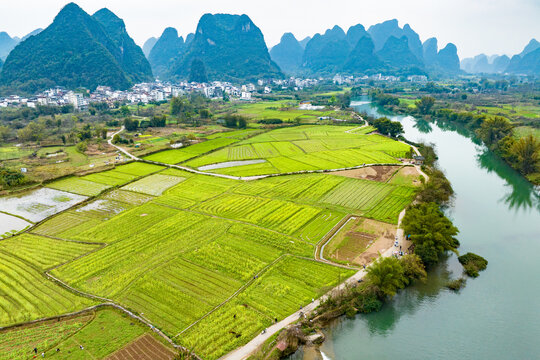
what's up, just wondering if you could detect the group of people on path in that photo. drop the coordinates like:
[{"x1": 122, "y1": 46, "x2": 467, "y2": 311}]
[{"x1": 32, "y1": 344, "x2": 84, "y2": 357}]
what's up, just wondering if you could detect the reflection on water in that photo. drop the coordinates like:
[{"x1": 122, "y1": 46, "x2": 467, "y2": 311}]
[
  {"x1": 476, "y1": 148, "x2": 540, "y2": 212},
  {"x1": 412, "y1": 118, "x2": 432, "y2": 134}
]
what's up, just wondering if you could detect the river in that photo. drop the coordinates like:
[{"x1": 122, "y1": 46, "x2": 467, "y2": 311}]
[{"x1": 299, "y1": 98, "x2": 540, "y2": 359}]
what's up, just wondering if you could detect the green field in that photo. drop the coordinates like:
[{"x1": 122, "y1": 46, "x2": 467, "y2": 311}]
[
  {"x1": 0, "y1": 313, "x2": 93, "y2": 360},
  {"x1": 143, "y1": 137, "x2": 240, "y2": 164},
  {"x1": 0, "y1": 124, "x2": 418, "y2": 359},
  {"x1": 182, "y1": 125, "x2": 409, "y2": 176},
  {"x1": 44, "y1": 308, "x2": 148, "y2": 359},
  {"x1": 0, "y1": 146, "x2": 33, "y2": 160}
]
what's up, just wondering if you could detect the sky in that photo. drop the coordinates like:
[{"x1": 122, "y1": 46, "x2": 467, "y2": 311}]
[{"x1": 0, "y1": 0, "x2": 539, "y2": 59}]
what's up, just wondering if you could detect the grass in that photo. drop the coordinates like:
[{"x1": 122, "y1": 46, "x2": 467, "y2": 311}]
[
  {"x1": 0, "y1": 146, "x2": 33, "y2": 160},
  {"x1": 44, "y1": 308, "x2": 148, "y2": 359},
  {"x1": 0, "y1": 313, "x2": 93, "y2": 360}
]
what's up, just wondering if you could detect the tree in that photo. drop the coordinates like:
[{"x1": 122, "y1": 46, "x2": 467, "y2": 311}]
[
  {"x1": 199, "y1": 109, "x2": 212, "y2": 119},
  {"x1": 365, "y1": 257, "x2": 407, "y2": 298},
  {"x1": 0, "y1": 125, "x2": 10, "y2": 141},
  {"x1": 402, "y1": 202, "x2": 460, "y2": 267},
  {"x1": 400, "y1": 254, "x2": 427, "y2": 283},
  {"x1": 477, "y1": 116, "x2": 513, "y2": 148},
  {"x1": 372, "y1": 117, "x2": 403, "y2": 137},
  {"x1": 17, "y1": 122, "x2": 45, "y2": 142},
  {"x1": 511, "y1": 134, "x2": 540, "y2": 175},
  {"x1": 415, "y1": 96, "x2": 435, "y2": 115},
  {"x1": 123, "y1": 117, "x2": 138, "y2": 131},
  {"x1": 170, "y1": 96, "x2": 184, "y2": 116},
  {"x1": 120, "y1": 105, "x2": 131, "y2": 117}
]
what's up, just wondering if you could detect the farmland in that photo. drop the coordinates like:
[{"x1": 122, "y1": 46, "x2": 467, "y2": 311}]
[
  {"x1": 183, "y1": 125, "x2": 410, "y2": 176},
  {"x1": 0, "y1": 124, "x2": 418, "y2": 359}
]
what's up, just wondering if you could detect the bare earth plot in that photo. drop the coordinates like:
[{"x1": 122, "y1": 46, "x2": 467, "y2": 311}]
[{"x1": 107, "y1": 334, "x2": 176, "y2": 360}]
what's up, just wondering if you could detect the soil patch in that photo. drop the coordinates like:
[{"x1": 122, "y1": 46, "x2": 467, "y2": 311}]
[
  {"x1": 106, "y1": 333, "x2": 176, "y2": 360},
  {"x1": 325, "y1": 218, "x2": 396, "y2": 266},
  {"x1": 333, "y1": 166, "x2": 401, "y2": 182},
  {"x1": 388, "y1": 166, "x2": 423, "y2": 186}
]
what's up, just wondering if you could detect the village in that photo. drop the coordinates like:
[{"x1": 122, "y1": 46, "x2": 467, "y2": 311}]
[{"x1": 0, "y1": 73, "x2": 432, "y2": 111}]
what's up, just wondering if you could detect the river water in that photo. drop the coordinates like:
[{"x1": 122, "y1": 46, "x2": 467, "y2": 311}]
[{"x1": 312, "y1": 99, "x2": 540, "y2": 359}]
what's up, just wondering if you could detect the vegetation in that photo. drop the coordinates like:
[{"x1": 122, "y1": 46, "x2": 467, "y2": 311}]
[
  {"x1": 446, "y1": 277, "x2": 466, "y2": 291},
  {"x1": 458, "y1": 252, "x2": 488, "y2": 277},
  {"x1": 402, "y1": 202, "x2": 459, "y2": 267}
]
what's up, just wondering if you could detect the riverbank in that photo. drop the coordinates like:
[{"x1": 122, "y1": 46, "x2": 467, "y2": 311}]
[{"x1": 313, "y1": 97, "x2": 540, "y2": 360}]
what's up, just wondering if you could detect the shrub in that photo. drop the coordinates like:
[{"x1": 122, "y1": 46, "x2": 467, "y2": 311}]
[
  {"x1": 446, "y1": 278, "x2": 466, "y2": 291},
  {"x1": 458, "y1": 252, "x2": 488, "y2": 277},
  {"x1": 355, "y1": 292, "x2": 383, "y2": 313}
]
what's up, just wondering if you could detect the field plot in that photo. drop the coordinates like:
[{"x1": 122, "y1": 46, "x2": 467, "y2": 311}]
[
  {"x1": 143, "y1": 138, "x2": 239, "y2": 164},
  {"x1": 237, "y1": 257, "x2": 355, "y2": 319},
  {"x1": 323, "y1": 217, "x2": 396, "y2": 266},
  {"x1": 295, "y1": 210, "x2": 347, "y2": 244},
  {"x1": 0, "y1": 313, "x2": 93, "y2": 360},
  {"x1": 154, "y1": 175, "x2": 236, "y2": 208},
  {"x1": 181, "y1": 300, "x2": 271, "y2": 360},
  {"x1": 0, "y1": 146, "x2": 32, "y2": 160},
  {"x1": 321, "y1": 177, "x2": 394, "y2": 211},
  {"x1": 0, "y1": 251, "x2": 95, "y2": 326},
  {"x1": 363, "y1": 186, "x2": 416, "y2": 223},
  {"x1": 32, "y1": 197, "x2": 137, "y2": 238},
  {"x1": 0, "y1": 212, "x2": 32, "y2": 239},
  {"x1": 195, "y1": 193, "x2": 321, "y2": 235},
  {"x1": 0, "y1": 234, "x2": 100, "y2": 270},
  {"x1": 121, "y1": 257, "x2": 243, "y2": 334},
  {"x1": 112, "y1": 162, "x2": 165, "y2": 176},
  {"x1": 182, "y1": 125, "x2": 410, "y2": 176},
  {"x1": 0, "y1": 187, "x2": 86, "y2": 223},
  {"x1": 81, "y1": 170, "x2": 136, "y2": 186},
  {"x1": 46, "y1": 177, "x2": 110, "y2": 196},
  {"x1": 122, "y1": 174, "x2": 185, "y2": 196},
  {"x1": 107, "y1": 334, "x2": 176, "y2": 360},
  {"x1": 181, "y1": 257, "x2": 354, "y2": 360},
  {"x1": 44, "y1": 308, "x2": 148, "y2": 359}
]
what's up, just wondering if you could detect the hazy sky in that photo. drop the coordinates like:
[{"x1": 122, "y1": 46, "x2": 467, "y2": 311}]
[{"x1": 1, "y1": 0, "x2": 539, "y2": 58}]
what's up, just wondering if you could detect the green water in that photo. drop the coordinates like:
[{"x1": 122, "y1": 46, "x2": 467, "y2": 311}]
[{"x1": 317, "y1": 99, "x2": 540, "y2": 359}]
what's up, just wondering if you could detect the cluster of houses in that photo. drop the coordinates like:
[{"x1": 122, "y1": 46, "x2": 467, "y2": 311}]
[
  {"x1": 332, "y1": 73, "x2": 428, "y2": 85},
  {"x1": 0, "y1": 77, "x2": 324, "y2": 111}
]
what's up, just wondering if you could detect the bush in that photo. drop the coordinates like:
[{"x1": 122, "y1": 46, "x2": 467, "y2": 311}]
[
  {"x1": 258, "y1": 118, "x2": 283, "y2": 124},
  {"x1": 446, "y1": 278, "x2": 466, "y2": 291},
  {"x1": 355, "y1": 292, "x2": 383, "y2": 313},
  {"x1": 458, "y1": 252, "x2": 488, "y2": 277}
]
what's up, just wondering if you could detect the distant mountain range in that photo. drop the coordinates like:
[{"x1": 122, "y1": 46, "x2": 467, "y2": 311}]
[
  {"x1": 0, "y1": 29, "x2": 42, "y2": 60},
  {"x1": 270, "y1": 19, "x2": 460, "y2": 77},
  {"x1": 0, "y1": 2, "x2": 538, "y2": 93},
  {"x1": 461, "y1": 39, "x2": 540, "y2": 75},
  {"x1": 0, "y1": 3, "x2": 152, "y2": 94}
]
